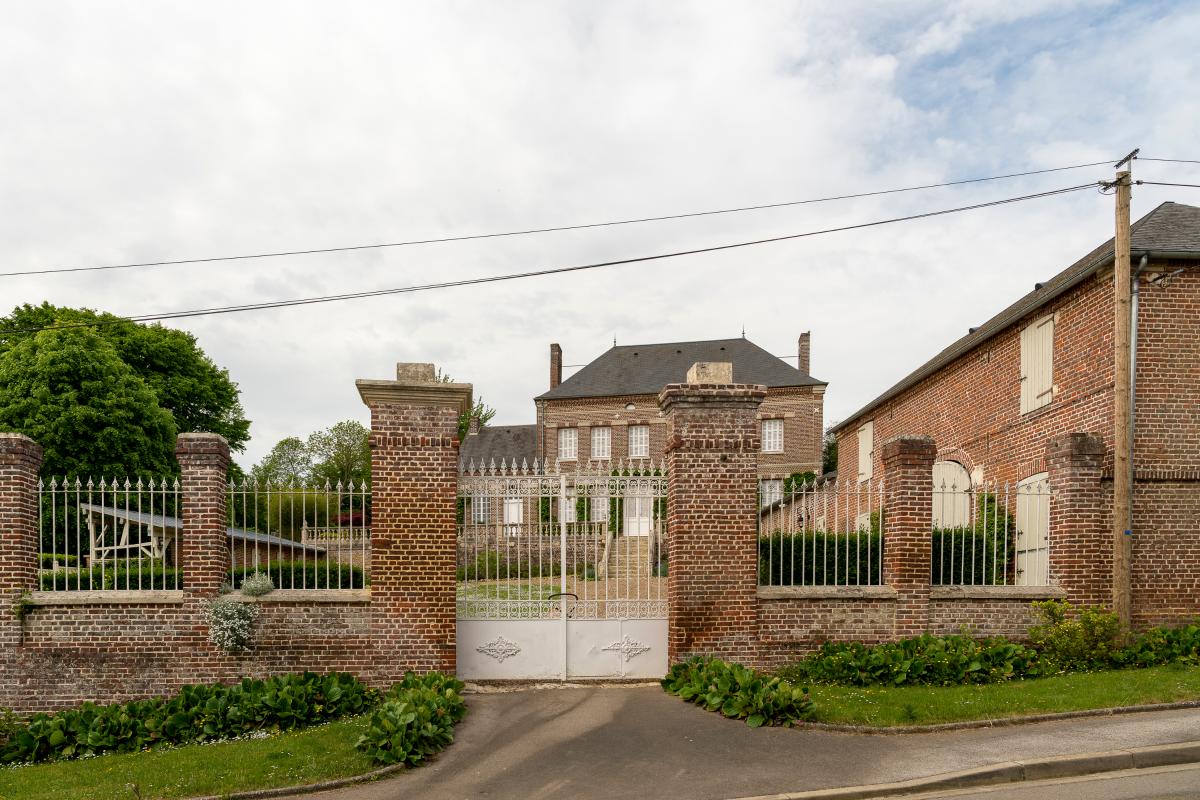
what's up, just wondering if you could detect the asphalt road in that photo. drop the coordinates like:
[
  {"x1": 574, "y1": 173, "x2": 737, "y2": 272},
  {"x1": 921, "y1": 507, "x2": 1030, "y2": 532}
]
[
  {"x1": 286, "y1": 685, "x2": 1200, "y2": 800},
  {"x1": 888, "y1": 763, "x2": 1200, "y2": 799}
]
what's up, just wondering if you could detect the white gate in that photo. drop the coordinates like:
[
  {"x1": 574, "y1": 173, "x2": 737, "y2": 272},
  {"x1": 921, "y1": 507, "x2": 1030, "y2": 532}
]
[{"x1": 456, "y1": 460, "x2": 668, "y2": 680}]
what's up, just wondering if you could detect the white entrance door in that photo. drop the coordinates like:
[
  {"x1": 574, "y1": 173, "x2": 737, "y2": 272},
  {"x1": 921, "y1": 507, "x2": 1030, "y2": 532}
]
[
  {"x1": 1015, "y1": 473, "x2": 1050, "y2": 585},
  {"x1": 624, "y1": 495, "x2": 652, "y2": 536}
]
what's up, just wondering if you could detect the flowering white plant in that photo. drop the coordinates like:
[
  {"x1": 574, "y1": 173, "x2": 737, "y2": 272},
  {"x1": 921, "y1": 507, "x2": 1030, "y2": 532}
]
[
  {"x1": 205, "y1": 597, "x2": 258, "y2": 653},
  {"x1": 240, "y1": 572, "x2": 276, "y2": 597}
]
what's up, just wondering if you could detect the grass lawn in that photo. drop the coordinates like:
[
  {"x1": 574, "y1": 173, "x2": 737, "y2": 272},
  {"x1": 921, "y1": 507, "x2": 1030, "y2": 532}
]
[
  {"x1": 0, "y1": 715, "x2": 378, "y2": 800},
  {"x1": 806, "y1": 663, "x2": 1200, "y2": 726}
]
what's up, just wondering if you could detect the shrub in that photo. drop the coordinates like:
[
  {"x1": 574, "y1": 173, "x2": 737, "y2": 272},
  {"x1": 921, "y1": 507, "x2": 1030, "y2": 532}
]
[
  {"x1": 39, "y1": 563, "x2": 182, "y2": 591},
  {"x1": 231, "y1": 560, "x2": 366, "y2": 590},
  {"x1": 780, "y1": 634, "x2": 1044, "y2": 687},
  {"x1": 1117, "y1": 623, "x2": 1200, "y2": 668},
  {"x1": 1029, "y1": 600, "x2": 1124, "y2": 671},
  {"x1": 240, "y1": 572, "x2": 275, "y2": 597},
  {"x1": 758, "y1": 531, "x2": 881, "y2": 586},
  {"x1": 0, "y1": 672, "x2": 375, "y2": 765},
  {"x1": 662, "y1": 657, "x2": 813, "y2": 727},
  {"x1": 355, "y1": 672, "x2": 467, "y2": 765},
  {"x1": 205, "y1": 597, "x2": 258, "y2": 653},
  {"x1": 38, "y1": 553, "x2": 78, "y2": 569},
  {"x1": 929, "y1": 528, "x2": 1009, "y2": 585},
  {"x1": 455, "y1": 551, "x2": 594, "y2": 582}
]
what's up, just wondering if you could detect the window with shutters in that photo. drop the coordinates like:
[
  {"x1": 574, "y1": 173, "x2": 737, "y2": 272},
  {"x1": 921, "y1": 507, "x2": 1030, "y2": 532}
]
[
  {"x1": 628, "y1": 425, "x2": 650, "y2": 458},
  {"x1": 762, "y1": 419, "x2": 784, "y2": 453},
  {"x1": 590, "y1": 493, "x2": 609, "y2": 522},
  {"x1": 591, "y1": 426, "x2": 611, "y2": 459},
  {"x1": 857, "y1": 421, "x2": 874, "y2": 482},
  {"x1": 558, "y1": 427, "x2": 577, "y2": 460},
  {"x1": 1020, "y1": 315, "x2": 1055, "y2": 414}
]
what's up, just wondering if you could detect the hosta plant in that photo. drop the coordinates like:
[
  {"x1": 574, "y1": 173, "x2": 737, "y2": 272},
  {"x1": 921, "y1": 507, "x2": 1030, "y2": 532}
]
[
  {"x1": 355, "y1": 672, "x2": 468, "y2": 766},
  {"x1": 662, "y1": 656, "x2": 813, "y2": 727}
]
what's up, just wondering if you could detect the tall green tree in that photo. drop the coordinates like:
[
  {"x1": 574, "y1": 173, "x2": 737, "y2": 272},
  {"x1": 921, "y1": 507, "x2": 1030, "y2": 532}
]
[
  {"x1": 822, "y1": 423, "x2": 839, "y2": 474},
  {"x1": 0, "y1": 327, "x2": 177, "y2": 476},
  {"x1": 434, "y1": 368, "x2": 496, "y2": 438},
  {"x1": 0, "y1": 303, "x2": 250, "y2": 451},
  {"x1": 249, "y1": 437, "x2": 311, "y2": 485},
  {"x1": 307, "y1": 420, "x2": 371, "y2": 487}
]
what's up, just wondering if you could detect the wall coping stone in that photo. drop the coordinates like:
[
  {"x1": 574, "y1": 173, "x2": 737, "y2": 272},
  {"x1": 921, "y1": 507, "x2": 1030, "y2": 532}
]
[
  {"x1": 29, "y1": 590, "x2": 186, "y2": 606},
  {"x1": 757, "y1": 585, "x2": 898, "y2": 601},
  {"x1": 930, "y1": 585, "x2": 1068, "y2": 601},
  {"x1": 355, "y1": 379, "x2": 472, "y2": 414},
  {"x1": 228, "y1": 589, "x2": 371, "y2": 604}
]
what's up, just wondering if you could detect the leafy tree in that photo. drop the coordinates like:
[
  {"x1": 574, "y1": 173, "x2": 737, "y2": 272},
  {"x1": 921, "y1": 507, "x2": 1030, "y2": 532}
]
[
  {"x1": 435, "y1": 368, "x2": 497, "y2": 438},
  {"x1": 822, "y1": 423, "x2": 838, "y2": 474},
  {"x1": 250, "y1": 437, "x2": 311, "y2": 485},
  {"x1": 0, "y1": 303, "x2": 250, "y2": 451},
  {"x1": 307, "y1": 420, "x2": 370, "y2": 487},
  {"x1": 0, "y1": 327, "x2": 177, "y2": 477}
]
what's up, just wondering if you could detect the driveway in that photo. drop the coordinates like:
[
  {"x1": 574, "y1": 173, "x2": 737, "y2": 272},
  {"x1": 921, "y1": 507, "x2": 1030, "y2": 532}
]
[{"x1": 290, "y1": 685, "x2": 1200, "y2": 800}]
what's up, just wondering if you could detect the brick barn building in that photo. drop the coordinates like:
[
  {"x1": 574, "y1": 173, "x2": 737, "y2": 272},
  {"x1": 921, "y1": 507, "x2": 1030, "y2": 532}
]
[{"x1": 832, "y1": 200, "x2": 1200, "y2": 626}]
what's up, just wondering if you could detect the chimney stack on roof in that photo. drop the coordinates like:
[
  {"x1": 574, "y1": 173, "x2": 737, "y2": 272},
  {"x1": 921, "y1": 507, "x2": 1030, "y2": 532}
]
[
  {"x1": 798, "y1": 332, "x2": 811, "y2": 376},
  {"x1": 550, "y1": 343, "x2": 563, "y2": 389},
  {"x1": 467, "y1": 415, "x2": 480, "y2": 436}
]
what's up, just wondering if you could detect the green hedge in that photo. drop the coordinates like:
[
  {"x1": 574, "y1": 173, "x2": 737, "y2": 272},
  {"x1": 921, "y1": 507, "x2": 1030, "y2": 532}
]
[
  {"x1": 0, "y1": 672, "x2": 374, "y2": 764},
  {"x1": 758, "y1": 531, "x2": 882, "y2": 586},
  {"x1": 456, "y1": 550, "x2": 593, "y2": 582},
  {"x1": 662, "y1": 656, "x2": 813, "y2": 727},
  {"x1": 38, "y1": 553, "x2": 78, "y2": 569},
  {"x1": 355, "y1": 672, "x2": 467, "y2": 765},
  {"x1": 39, "y1": 563, "x2": 181, "y2": 591},
  {"x1": 231, "y1": 560, "x2": 366, "y2": 590},
  {"x1": 930, "y1": 528, "x2": 1010, "y2": 585}
]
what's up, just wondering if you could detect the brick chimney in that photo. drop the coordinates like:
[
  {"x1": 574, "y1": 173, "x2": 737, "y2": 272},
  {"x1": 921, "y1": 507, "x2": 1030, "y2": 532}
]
[
  {"x1": 467, "y1": 415, "x2": 480, "y2": 435},
  {"x1": 550, "y1": 343, "x2": 563, "y2": 389},
  {"x1": 798, "y1": 332, "x2": 811, "y2": 376}
]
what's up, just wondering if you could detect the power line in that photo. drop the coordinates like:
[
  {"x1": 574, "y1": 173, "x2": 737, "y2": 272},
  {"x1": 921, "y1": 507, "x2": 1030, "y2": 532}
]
[
  {"x1": 3, "y1": 183, "x2": 1100, "y2": 335},
  {"x1": 0, "y1": 161, "x2": 1116, "y2": 279},
  {"x1": 1137, "y1": 158, "x2": 1200, "y2": 165},
  {"x1": 1137, "y1": 180, "x2": 1200, "y2": 188},
  {"x1": 3, "y1": 183, "x2": 1099, "y2": 337}
]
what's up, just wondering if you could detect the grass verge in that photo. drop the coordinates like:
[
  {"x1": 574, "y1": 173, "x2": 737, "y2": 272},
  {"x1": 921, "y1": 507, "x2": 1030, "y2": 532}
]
[
  {"x1": 0, "y1": 714, "x2": 376, "y2": 800},
  {"x1": 807, "y1": 663, "x2": 1200, "y2": 726}
]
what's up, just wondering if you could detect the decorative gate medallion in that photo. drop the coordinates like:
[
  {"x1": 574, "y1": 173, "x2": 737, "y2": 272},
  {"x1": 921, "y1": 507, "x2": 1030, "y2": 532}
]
[
  {"x1": 602, "y1": 635, "x2": 651, "y2": 662},
  {"x1": 476, "y1": 635, "x2": 522, "y2": 663}
]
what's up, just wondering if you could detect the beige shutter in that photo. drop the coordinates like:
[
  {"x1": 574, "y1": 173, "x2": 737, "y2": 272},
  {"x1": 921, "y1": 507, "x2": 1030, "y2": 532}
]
[
  {"x1": 1020, "y1": 316, "x2": 1054, "y2": 414},
  {"x1": 1015, "y1": 472, "x2": 1050, "y2": 585},
  {"x1": 857, "y1": 421, "x2": 874, "y2": 482}
]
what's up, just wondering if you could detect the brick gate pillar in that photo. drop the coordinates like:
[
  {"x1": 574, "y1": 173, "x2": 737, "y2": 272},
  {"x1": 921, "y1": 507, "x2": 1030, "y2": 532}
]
[
  {"x1": 659, "y1": 363, "x2": 765, "y2": 665},
  {"x1": 1045, "y1": 433, "x2": 1109, "y2": 607},
  {"x1": 358, "y1": 363, "x2": 471, "y2": 678},
  {"x1": 0, "y1": 434, "x2": 44, "y2": 601},
  {"x1": 881, "y1": 435, "x2": 936, "y2": 638},
  {"x1": 176, "y1": 433, "x2": 232, "y2": 598}
]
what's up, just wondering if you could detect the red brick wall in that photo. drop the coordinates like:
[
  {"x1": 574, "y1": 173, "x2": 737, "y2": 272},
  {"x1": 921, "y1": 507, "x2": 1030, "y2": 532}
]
[
  {"x1": 660, "y1": 383, "x2": 765, "y2": 663},
  {"x1": 756, "y1": 594, "x2": 896, "y2": 668}
]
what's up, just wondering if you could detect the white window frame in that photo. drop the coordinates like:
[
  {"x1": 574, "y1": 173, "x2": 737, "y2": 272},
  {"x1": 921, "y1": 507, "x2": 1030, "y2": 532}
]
[
  {"x1": 760, "y1": 479, "x2": 783, "y2": 508},
  {"x1": 558, "y1": 427, "x2": 578, "y2": 460},
  {"x1": 591, "y1": 426, "x2": 612, "y2": 460},
  {"x1": 857, "y1": 421, "x2": 874, "y2": 482},
  {"x1": 590, "y1": 492, "x2": 609, "y2": 523},
  {"x1": 503, "y1": 497, "x2": 523, "y2": 535},
  {"x1": 761, "y1": 419, "x2": 784, "y2": 453},
  {"x1": 471, "y1": 493, "x2": 489, "y2": 524},
  {"x1": 559, "y1": 488, "x2": 576, "y2": 523},
  {"x1": 1020, "y1": 315, "x2": 1055, "y2": 415},
  {"x1": 628, "y1": 425, "x2": 650, "y2": 459}
]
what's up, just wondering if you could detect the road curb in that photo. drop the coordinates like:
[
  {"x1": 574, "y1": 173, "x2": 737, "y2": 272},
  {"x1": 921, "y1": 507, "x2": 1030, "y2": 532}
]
[
  {"x1": 726, "y1": 740, "x2": 1200, "y2": 800},
  {"x1": 792, "y1": 699, "x2": 1200, "y2": 734}
]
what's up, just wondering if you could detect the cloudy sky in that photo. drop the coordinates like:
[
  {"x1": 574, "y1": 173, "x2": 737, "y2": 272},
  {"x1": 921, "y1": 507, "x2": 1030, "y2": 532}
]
[{"x1": 3, "y1": 1, "x2": 1199, "y2": 469}]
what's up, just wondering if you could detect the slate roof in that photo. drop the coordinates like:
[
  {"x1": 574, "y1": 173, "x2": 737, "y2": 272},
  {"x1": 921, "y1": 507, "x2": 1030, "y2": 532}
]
[
  {"x1": 536, "y1": 337, "x2": 824, "y2": 401},
  {"x1": 833, "y1": 201, "x2": 1200, "y2": 434},
  {"x1": 459, "y1": 424, "x2": 538, "y2": 468},
  {"x1": 80, "y1": 503, "x2": 326, "y2": 554}
]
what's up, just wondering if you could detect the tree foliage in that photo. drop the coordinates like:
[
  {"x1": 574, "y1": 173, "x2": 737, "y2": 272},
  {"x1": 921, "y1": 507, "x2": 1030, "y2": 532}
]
[
  {"x1": 0, "y1": 303, "x2": 250, "y2": 452},
  {"x1": 0, "y1": 327, "x2": 177, "y2": 476},
  {"x1": 251, "y1": 420, "x2": 370, "y2": 487},
  {"x1": 822, "y1": 423, "x2": 838, "y2": 474},
  {"x1": 435, "y1": 368, "x2": 496, "y2": 438}
]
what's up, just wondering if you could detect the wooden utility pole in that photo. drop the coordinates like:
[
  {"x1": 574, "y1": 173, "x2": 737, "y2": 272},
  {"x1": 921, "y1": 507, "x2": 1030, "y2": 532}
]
[{"x1": 1112, "y1": 165, "x2": 1133, "y2": 629}]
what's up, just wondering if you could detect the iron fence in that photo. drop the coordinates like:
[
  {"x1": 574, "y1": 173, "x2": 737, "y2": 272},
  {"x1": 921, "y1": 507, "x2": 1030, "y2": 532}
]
[
  {"x1": 931, "y1": 476, "x2": 1051, "y2": 586},
  {"x1": 758, "y1": 477, "x2": 885, "y2": 587}
]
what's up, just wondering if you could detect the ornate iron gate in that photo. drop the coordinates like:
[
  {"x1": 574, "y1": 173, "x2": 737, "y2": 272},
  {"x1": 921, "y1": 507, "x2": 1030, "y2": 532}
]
[{"x1": 456, "y1": 460, "x2": 668, "y2": 679}]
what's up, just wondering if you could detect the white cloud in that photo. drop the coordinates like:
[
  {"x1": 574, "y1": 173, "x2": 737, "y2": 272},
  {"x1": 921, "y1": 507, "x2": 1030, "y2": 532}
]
[{"x1": 1, "y1": 0, "x2": 1197, "y2": 469}]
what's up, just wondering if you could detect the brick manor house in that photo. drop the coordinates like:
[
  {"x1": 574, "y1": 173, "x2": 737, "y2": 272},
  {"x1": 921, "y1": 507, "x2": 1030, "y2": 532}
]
[
  {"x1": 833, "y1": 201, "x2": 1200, "y2": 626},
  {"x1": 461, "y1": 335, "x2": 826, "y2": 497}
]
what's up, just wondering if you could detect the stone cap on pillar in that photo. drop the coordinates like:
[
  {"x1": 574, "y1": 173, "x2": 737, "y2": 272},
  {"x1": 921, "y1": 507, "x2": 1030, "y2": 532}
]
[
  {"x1": 1046, "y1": 432, "x2": 1107, "y2": 459},
  {"x1": 357, "y1": 362, "x2": 473, "y2": 414},
  {"x1": 658, "y1": 383, "x2": 767, "y2": 412},
  {"x1": 686, "y1": 361, "x2": 733, "y2": 383},
  {"x1": 881, "y1": 434, "x2": 937, "y2": 465},
  {"x1": 0, "y1": 432, "x2": 44, "y2": 467},
  {"x1": 175, "y1": 433, "x2": 231, "y2": 465}
]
